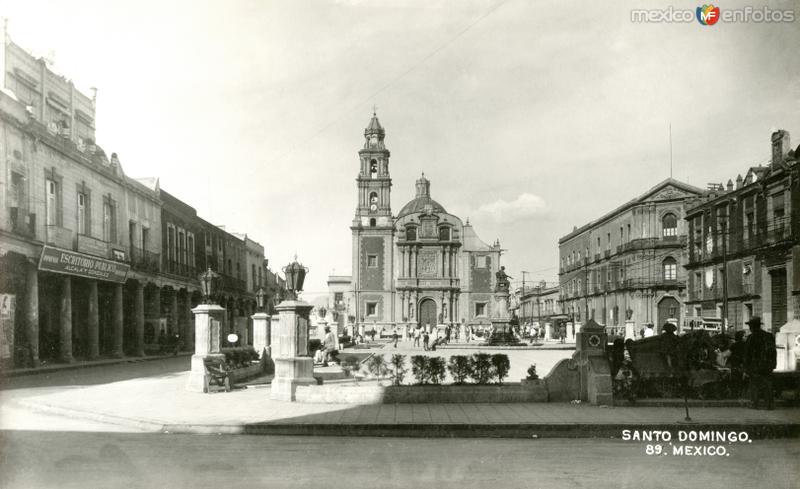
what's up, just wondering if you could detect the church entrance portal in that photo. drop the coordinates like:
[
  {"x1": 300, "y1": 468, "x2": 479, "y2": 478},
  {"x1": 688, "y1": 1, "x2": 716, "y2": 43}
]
[{"x1": 419, "y1": 298, "x2": 436, "y2": 329}]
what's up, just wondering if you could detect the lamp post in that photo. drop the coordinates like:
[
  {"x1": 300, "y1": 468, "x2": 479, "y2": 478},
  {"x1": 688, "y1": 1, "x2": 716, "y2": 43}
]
[
  {"x1": 270, "y1": 256, "x2": 316, "y2": 401},
  {"x1": 186, "y1": 268, "x2": 226, "y2": 392},
  {"x1": 252, "y1": 286, "x2": 271, "y2": 364},
  {"x1": 199, "y1": 268, "x2": 220, "y2": 304}
]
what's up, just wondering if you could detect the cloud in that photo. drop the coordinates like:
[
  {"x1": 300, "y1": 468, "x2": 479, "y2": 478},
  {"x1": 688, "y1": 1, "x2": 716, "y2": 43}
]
[{"x1": 474, "y1": 193, "x2": 547, "y2": 224}]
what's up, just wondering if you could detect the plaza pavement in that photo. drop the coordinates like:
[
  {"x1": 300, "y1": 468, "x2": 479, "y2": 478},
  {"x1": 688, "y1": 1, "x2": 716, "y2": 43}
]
[{"x1": 2, "y1": 348, "x2": 799, "y2": 438}]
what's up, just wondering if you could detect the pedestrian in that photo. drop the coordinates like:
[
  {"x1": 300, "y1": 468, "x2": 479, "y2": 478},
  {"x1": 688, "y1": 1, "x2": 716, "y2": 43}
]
[
  {"x1": 743, "y1": 317, "x2": 776, "y2": 410},
  {"x1": 392, "y1": 329, "x2": 399, "y2": 348},
  {"x1": 729, "y1": 330, "x2": 747, "y2": 397},
  {"x1": 423, "y1": 331, "x2": 430, "y2": 351},
  {"x1": 558, "y1": 324, "x2": 566, "y2": 344},
  {"x1": 322, "y1": 326, "x2": 337, "y2": 367},
  {"x1": 413, "y1": 327, "x2": 421, "y2": 347}
]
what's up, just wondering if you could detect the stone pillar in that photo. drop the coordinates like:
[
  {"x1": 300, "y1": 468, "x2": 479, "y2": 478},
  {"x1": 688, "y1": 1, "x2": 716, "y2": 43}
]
[
  {"x1": 183, "y1": 294, "x2": 194, "y2": 350},
  {"x1": 545, "y1": 322, "x2": 553, "y2": 340},
  {"x1": 59, "y1": 276, "x2": 74, "y2": 363},
  {"x1": 170, "y1": 291, "x2": 179, "y2": 336},
  {"x1": 252, "y1": 311, "x2": 271, "y2": 360},
  {"x1": 25, "y1": 264, "x2": 40, "y2": 367},
  {"x1": 134, "y1": 282, "x2": 145, "y2": 356},
  {"x1": 186, "y1": 303, "x2": 226, "y2": 392},
  {"x1": 270, "y1": 300, "x2": 316, "y2": 401},
  {"x1": 112, "y1": 283, "x2": 124, "y2": 358},
  {"x1": 149, "y1": 286, "x2": 162, "y2": 321},
  {"x1": 624, "y1": 320, "x2": 636, "y2": 340},
  {"x1": 87, "y1": 280, "x2": 100, "y2": 359}
]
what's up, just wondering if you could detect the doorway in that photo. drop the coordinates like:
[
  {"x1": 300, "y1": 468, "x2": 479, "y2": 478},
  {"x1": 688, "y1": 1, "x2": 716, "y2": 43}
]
[
  {"x1": 418, "y1": 298, "x2": 436, "y2": 330},
  {"x1": 657, "y1": 296, "x2": 680, "y2": 333}
]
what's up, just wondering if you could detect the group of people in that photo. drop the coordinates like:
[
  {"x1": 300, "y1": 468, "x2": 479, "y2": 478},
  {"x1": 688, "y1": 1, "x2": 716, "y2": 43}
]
[
  {"x1": 611, "y1": 317, "x2": 777, "y2": 409},
  {"x1": 411, "y1": 324, "x2": 451, "y2": 351}
]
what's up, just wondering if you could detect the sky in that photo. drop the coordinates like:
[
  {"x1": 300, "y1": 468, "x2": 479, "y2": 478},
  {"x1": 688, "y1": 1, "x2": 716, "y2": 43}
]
[{"x1": 3, "y1": 0, "x2": 799, "y2": 299}]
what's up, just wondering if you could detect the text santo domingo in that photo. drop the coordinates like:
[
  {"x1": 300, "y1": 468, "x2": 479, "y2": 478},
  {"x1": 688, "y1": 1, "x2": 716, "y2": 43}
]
[{"x1": 621, "y1": 430, "x2": 750, "y2": 443}]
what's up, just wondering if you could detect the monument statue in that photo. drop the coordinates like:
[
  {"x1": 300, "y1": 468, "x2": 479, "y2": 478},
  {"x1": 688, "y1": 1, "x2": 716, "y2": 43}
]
[{"x1": 495, "y1": 266, "x2": 512, "y2": 292}]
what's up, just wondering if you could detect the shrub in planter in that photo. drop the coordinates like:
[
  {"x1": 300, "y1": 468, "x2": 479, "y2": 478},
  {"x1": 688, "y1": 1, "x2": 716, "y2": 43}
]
[
  {"x1": 428, "y1": 357, "x2": 447, "y2": 384},
  {"x1": 221, "y1": 347, "x2": 259, "y2": 369},
  {"x1": 411, "y1": 355, "x2": 429, "y2": 385},
  {"x1": 447, "y1": 355, "x2": 473, "y2": 384},
  {"x1": 339, "y1": 335, "x2": 351, "y2": 345},
  {"x1": 340, "y1": 355, "x2": 362, "y2": 381},
  {"x1": 366, "y1": 354, "x2": 388, "y2": 378},
  {"x1": 491, "y1": 354, "x2": 510, "y2": 384},
  {"x1": 390, "y1": 354, "x2": 407, "y2": 386},
  {"x1": 308, "y1": 339, "x2": 322, "y2": 355},
  {"x1": 470, "y1": 353, "x2": 494, "y2": 384},
  {"x1": 526, "y1": 364, "x2": 539, "y2": 380}
]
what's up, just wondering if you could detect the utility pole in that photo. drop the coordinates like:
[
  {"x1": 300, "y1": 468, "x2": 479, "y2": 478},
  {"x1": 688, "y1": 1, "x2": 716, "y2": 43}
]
[
  {"x1": 521, "y1": 271, "x2": 529, "y2": 322},
  {"x1": 721, "y1": 214, "x2": 729, "y2": 335}
]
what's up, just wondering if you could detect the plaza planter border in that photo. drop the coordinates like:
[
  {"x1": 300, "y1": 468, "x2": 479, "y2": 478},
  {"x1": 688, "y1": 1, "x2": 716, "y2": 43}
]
[
  {"x1": 229, "y1": 363, "x2": 263, "y2": 383},
  {"x1": 295, "y1": 380, "x2": 548, "y2": 404}
]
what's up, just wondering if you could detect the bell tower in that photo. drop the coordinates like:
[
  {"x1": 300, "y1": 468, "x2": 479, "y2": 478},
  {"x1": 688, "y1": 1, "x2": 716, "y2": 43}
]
[
  {"x1": 351, "y1": 111, "x2": 395, "y2": 332},
  {"x1": 355, "y1": 110, "x2": 392, "y2": 221}
]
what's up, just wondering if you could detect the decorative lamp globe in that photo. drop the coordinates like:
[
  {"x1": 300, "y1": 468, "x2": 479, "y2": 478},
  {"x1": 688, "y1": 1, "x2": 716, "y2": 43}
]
[
  {"x1": 255, "y1": 287, "x2": 266, "y2": 311},
  {"x1": 198, "y1": 268, "x2": 220, "y2": 304},
  {"x1": 283, "y1": 256, "x2": 309, "y2": 294}
]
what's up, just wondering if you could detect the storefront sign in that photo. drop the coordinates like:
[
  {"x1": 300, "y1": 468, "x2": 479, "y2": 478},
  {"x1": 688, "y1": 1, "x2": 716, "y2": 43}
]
[{"x1": 39, "y1": 246, "x2": 129, "y2": 283}]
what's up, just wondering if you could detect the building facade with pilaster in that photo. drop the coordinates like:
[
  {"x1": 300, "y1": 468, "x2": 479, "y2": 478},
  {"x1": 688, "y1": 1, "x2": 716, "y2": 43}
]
[
  {"x1": 558, "y1": 179, "x2": 705, "y2": 338},
  {"x1": 684, "y1": 130, "x2": 799, "y2": 334}
]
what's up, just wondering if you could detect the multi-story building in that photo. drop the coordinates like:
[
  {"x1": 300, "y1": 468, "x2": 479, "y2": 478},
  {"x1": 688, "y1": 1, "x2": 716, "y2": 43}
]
[
  {"x1": 558, "y1": 178, "x2": 705, "y2": 337},
  {"x1": 684, "y1": 130, "x2": 799, "y2": 334},
  {"x1": 518, "y1": 281, "x2": 564, "y2": 339},
  {"x1": 327, "y1": 274, "x2": 355, "y2": 335},
  {"x1": 0, "y1": 33, "x2": 165, "y2": 366},
  {"x1": 0, "y1": 31, "x2": 269, "y2": 368}
]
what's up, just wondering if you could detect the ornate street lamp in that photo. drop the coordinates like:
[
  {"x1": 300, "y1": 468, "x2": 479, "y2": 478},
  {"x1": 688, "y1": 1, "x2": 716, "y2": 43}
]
[
  {"x1": 282, "y1": 256, "x2": 309, "y2": 295},
  {"x1": 198, "y1": 268, "x2": 220, "y2": 304},
  {"x1": 255, "y1": 287, "x2": 267, "y2": 312}
]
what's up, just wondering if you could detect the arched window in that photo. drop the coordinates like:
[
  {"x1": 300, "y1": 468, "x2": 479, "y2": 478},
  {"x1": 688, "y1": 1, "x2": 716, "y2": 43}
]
[
  {"x1": 406, "y1": 227, "x2": 417, "y2": 241},
  {"x1": 662, "y1": 213, "x2": 678, "y2": 237},
  {"x1": 662, "y1": 256, "x2": 677, "y2": 280},
  {"x1": 439, "y1": 227, "x2": 450, "y2": 241},
  {"x1": 369, "y1": 218, "x2": 376, "y2": 227},
  {"x1": 370, "y1": 159, "x2": 378, "y2": 179}
]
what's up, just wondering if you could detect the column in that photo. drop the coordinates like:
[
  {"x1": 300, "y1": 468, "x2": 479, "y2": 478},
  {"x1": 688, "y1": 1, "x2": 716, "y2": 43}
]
[
  {"x1": 170, "y1": 291, "x2": 179, "y2": 336},
  {"x1": 134, "y1": 282, "x2": 145, "y2": 356},
  {"x1": 111, "y1": 283, "x2": 124, "y2": 358},
  {"x1": 25, "y1": 264, "x2": 40, "y2": 368},
  {"x1": 87, "y1": 280, "x2": 99, "y2": 359},
  {"x1": 270, "y1": 300, "x2": 316, "y2": 401},
  {"x1": 186, "y1": 303, "x2": 226, "y2": 392},
  {"x1": 59, "y1": 276, "x2": 74, "y2": 363}
]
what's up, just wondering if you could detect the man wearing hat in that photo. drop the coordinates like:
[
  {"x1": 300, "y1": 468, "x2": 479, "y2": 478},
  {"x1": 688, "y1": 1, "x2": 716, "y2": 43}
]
[{"x1": 743, "y1": 317, "x2": 777, "y2": 410}]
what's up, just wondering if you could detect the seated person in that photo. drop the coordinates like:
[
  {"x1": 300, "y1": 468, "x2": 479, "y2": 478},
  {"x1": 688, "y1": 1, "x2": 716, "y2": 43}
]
[{"x1": 313, "y1": 347, "x2": 325, "y2": 365}]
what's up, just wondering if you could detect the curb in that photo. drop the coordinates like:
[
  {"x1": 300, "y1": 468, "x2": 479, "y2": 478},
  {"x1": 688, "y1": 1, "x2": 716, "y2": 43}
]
[
  {"x1": 4, "y1": 353, "x2": 192, "y2": 378},
  {"x1": 14, "y1": 399, "x2": 166, "y2": 432},
  {"x1": 15, "y1": 397, "x2": 800, "y2": 438},
  {"x1": 239, "y1": 422, "x2": 800, "y2": 439}
]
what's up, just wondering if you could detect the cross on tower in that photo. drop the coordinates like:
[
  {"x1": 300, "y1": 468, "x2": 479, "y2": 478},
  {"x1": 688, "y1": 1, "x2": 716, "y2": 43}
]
[{"x1": 372, "y1": 104, "x2": 378, "y2": 116}]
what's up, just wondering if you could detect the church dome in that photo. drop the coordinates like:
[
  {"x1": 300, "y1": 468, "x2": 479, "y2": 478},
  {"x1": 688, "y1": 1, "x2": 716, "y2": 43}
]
[{"x1": 396, "y1": 173, "x2": 448, "y2": 218}]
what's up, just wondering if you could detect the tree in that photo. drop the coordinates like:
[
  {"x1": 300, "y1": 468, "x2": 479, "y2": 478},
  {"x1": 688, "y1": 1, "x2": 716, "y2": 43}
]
[
  {"x1": 411, "y1": 355, "x2": 429, "y2": 385},
  {"x1": 428, "y1": 357, "x2": 447, "y2": 384},
  {"x1": 447, "y1": 355, "x2": 473, "y2": 384},
  {"x1": 470, "y1": 353, "x2": 494, "y2": 384},
  {"x1": 491, "y1": 354, "x2": 511, "y2": 384},
  {"x1": 366, "y1": 354, "x2": 388, "y2": 378},
  {"x1": 390, "y1": 354, "x2": 407, "y2": 385}
]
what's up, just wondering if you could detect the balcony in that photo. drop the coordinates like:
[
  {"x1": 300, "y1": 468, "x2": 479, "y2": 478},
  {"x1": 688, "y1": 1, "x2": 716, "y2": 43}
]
[
  {"x1": 45, "y1": 225, "x2": 73, "y2": 249},
  {"x1": 130, "y1": 247, "x2": 161, "y2": 273},
  {"x1": 166, "y1": 260, "x2": 196, "y2": 279},
  {"x1": 8, "y1": 208, "x2": 36, "y2": 239},
  {"x1": 76, "y1": 234, "x2": 109, "y2": 257},
  {"x1": 220, "y1": 273, "x2": 247, "y2": 292}
]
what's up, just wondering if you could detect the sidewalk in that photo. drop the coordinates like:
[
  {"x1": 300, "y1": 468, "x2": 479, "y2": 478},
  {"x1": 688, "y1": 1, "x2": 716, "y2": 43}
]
[
  {"x1": 3, "y1": 352, "x2": 193, "y2": 378},
  {"x1": 4, "y1": 368, "x2": 799, "y2": 438}
]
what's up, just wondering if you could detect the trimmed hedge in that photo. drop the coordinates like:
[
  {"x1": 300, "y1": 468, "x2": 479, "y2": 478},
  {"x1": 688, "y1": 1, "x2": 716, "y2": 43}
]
[{"x1": 220, "y1": 347, "x2": 259, "y2": 369}]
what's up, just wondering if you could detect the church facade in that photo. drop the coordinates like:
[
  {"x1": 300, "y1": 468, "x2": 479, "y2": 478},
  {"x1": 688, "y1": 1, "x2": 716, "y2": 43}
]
[{"x1": 349, "y1": 113, "x2": 503, "y2": 333}]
